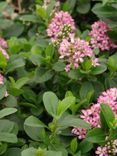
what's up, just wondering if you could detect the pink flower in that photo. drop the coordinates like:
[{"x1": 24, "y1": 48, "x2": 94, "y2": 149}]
[
  {"x1": 72, "y1": 128, "x2": 87, "y2": 139},
  {"x1": 91, "y1": 58, "x2": 100, "y2": 67},
  {"x1": 47, "y1": 11, "x2": 76, "y2": 44},
  {"x1": 72, "y1": 104, "x2": 100, "y2": 139},
  {"x1": 97, "y1": 88, "x2": 117, "y2": 115},
  {"x1": 80, "y1": 104, "x2": 100, "y2": 128},
  {"x1": 0, "y1": 37, "x2": 8, "y2": 48},
  {"x1": 0, "y1": 37, "x2": 9, "y2": 59},
  {"x1": 72, "y1": 88, "x2": 117, "y2": 139},
  {"x1": 0, "y1": 74, "x2": 4, "y2": 84},
  {"x1": 95, "y1": 139, "x2": 117, "y2": 156},
  {"x1": 89, "y1": 21, "x2": 117, "y2": 51},
  {"x1": 58, "y1": 37, "x2": 97, "y2": 71},
  {"x1": 96, "y1": 146, "x2": 109, "y2": 156},
  {"x1": 0, "y1": 47, "x2": 9, "y2": 59}
]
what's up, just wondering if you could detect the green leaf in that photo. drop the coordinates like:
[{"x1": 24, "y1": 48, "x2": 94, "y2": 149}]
[
  {"x1": 91, "y1": 64, "x2": 107, "y2": 75},
  {"x1": 22, "y1": 87, "x2": 37, "y2": 103},
  {"x1": 29, "y1": 45, "x2": 44, "y2": 66},
  {"x1": 46, "y1": 0, "x2": 56, "y2": 15},
  {"x1": 46, "y1": 151, "x2": 62, "y2": 156},
  {"x1": 79, "y1": 139, "x2": 93, "y2": 154},
  {"x1": 8, "y1": 37, "x2": 21, "y2": 54},
  {"x1": 24, "y1": 116, "x2": 46, "y2": 141},
  {"x1": 15, "y1": 77, "x2": 29, "y2": 89},
  {"x1": 70, "y1": 138, "x2": 78, "y2": 153},
  {"x1": 92, "y1": 3, "x2": 117, "y2": 28},
  {"x1": 24, "y1": 126, "x2": 43, "y2": 141},
  {"x1": 8, "y1": 87, "x2": 23, "y2": 96},
  {"x1": 62, "y1": 0, "x2": 76, "y2": 12},
  {"x1": 0, "y1": 143, "x2": 7, "y2": 155},
  {"x1": 36, "y1": 5, "x2": 48, "y2": 21},
  {"x1": 8, "y1": 37, "x2": 30, "y2": 54},
  {"x1": 3, "y1": 148, "x2": 21, "y2": 156},
  {"x1": 43, "y1": 91, "x2": 58, "y2": 117},
  {"x1": 45, "y1": 44, "x2": 54, "y2": 58},
  {"x1": 24, "y1": 115, "x2": 47, "y2": 128},
  {"x1": 100, "y1": 111, "x2": 109, "y2": 131},
  {"x1": 57, "y1": 96, "x2": 75, "y2": 117},
  {"x1": 86, "y1": 128, "x2": 105, "y2": 143},
  {"x1": 19, "y1": 14, "x2": 39, "y2": 23},
  {"x1": 0, "y1": 108, "x2": 17, "y2": 119},
  {"x1": 53, "y1": 61, "x2": 65, "y2": 72},
  {"x1": 108, "y1": 53, "x2": 117, "y2": 72},
  {"x1": 101, "y1": 104, "x2": 115, "y2": 128},
  {"x1": 79, "y1": 82, "x2": 94, "y2": 99},
  {"x1": 107, "y1": 29, "x2": 117, "y2": 42},
  {"x1": 0, "y1": 2, "x2": 7, "y2": 12},
  {"x1": 0, "y1": 52, "x2": 7, "y2": 69},
  {"x1": 0, "y1": 132, "x2": 17, "y2": 143},
  {"x1": 77, "y1": 0, "x2": 91, "y2": 14},
  {"x1": 3, "y1": 23, "x2": 24, "y2": 38},
  {"x1": 0, "y1": 119, "x2": 15, "y2": 133},
  {"x1": 21, "y1": 148, "x2": 36, "y2": 156},
  {"x1": 0, "y1": 85, "x2": 6, "y2": 100},
  {"x1": 74, "y1": 152, "x2": 81, "y2": 156},
  {"x1": 4, "y1": 95, "x2": 17, "y2": 107},
  {"x1": 102, "y1": 0, "x2": 109, "y2": 5},
  {"x1": 59, "y1": 115, "x2": 90, "y2": 129},
  {"x1": 92, "y1": 3, "x2": 117, "y2": 18},
  {"x1": 105, "y1": 77, "x2": 117, "y2": 89},
  {"x1": 68, "y1": 69, "x2": 80, "y2": 80},
  {"x1": 82, "y1": 58, "x2": 92, "y2": 71},
  {"x1": 0, "y1": 19, "x2": 13, "y2": 30},
  {"x1": 34, "y1": 67, "x2": 54, "y2": 83},
  {"x1": 7, "y1": 55, "x2": 25, "y2": 73},
  {"x1": 109, "y1": 128, "x2": 117, "y2": 140}
]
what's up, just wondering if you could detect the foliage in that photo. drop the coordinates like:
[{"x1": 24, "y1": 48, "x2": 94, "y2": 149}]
[{"x1": 0, "y1": 0, "x2": 117, "y2": 156}]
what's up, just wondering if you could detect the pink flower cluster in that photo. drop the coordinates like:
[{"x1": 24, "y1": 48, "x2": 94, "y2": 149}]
[
  {"x1": 58, "y1": 37, "x2": 98, "y2": 71},
  {"x1": 72, "y1": 88, "x2": 117, "y2": 139},
  {"x1": 96, "y1": 139, "x2": 117, "y2": 156},
  {"x1": 47, "y1": 11, "x2": 76, "y2": 44},
  {"x1": 0, "y1": 37, "x2": 9, "y2": 59},
  {"x1": 89, "y1": 21, "x2": 117, "y2": 51},
  {"x1": 47, "y1": 11, "x2": 100, "y2": 71}
]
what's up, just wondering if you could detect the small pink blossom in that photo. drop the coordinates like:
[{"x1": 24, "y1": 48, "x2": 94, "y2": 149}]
[
  {"x1": 96, "y1": 146, "x2": 109, "y2": 156},
  {"x1": 91, "y1": 58, "x2": 100, "y2": 67},
  {"x1": 96, "y1": 139, "x2": 117, "y2": 156},
  {"x1": 47, "y1": 11, "x2": 76, "y2": 44},
  {"x1": 0, "y1": 73, "x2": 4, "y2": 84},
  {"x1": 89, "y1": 21, "x2": 117, "y2": 51},
  {"x1": 0, "y1": 37, "x2": 9, "y2": 59},
  {"x1": 0, "y1": 37, "x2": 8, "y2": 48},
  {"x1": 59, "y1": 37, "x2": 97, "y2": 71},
  {"x1": 72, "y1": 128, "x2": 87, "y2": 139},
  {"x1": 0, "y1": 47, "x2": 9, "y2": 59},
  {"x1": 80, "y1": 104, "x2": 100, "y2": 128}
]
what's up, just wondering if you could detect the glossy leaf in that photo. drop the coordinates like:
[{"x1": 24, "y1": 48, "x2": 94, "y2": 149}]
[
  {"x1": 0, "y1": 108, "x2": 17, "y2": 119},
  {"x1": 43, "y1": 91, "x2": 58, "y2": 117}
]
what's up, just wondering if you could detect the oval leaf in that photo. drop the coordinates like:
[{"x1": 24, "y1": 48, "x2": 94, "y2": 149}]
[
  {"x1": 0, "y1": 108, "x2": 17, "y2": 119},
  {"x1": 43, "y1": 91, "x2": 58, "y2": 117}
]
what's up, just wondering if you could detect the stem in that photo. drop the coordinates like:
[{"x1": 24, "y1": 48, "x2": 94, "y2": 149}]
[{"x1": 17, "y1": 0, "x2": 22, "y2": 13}]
